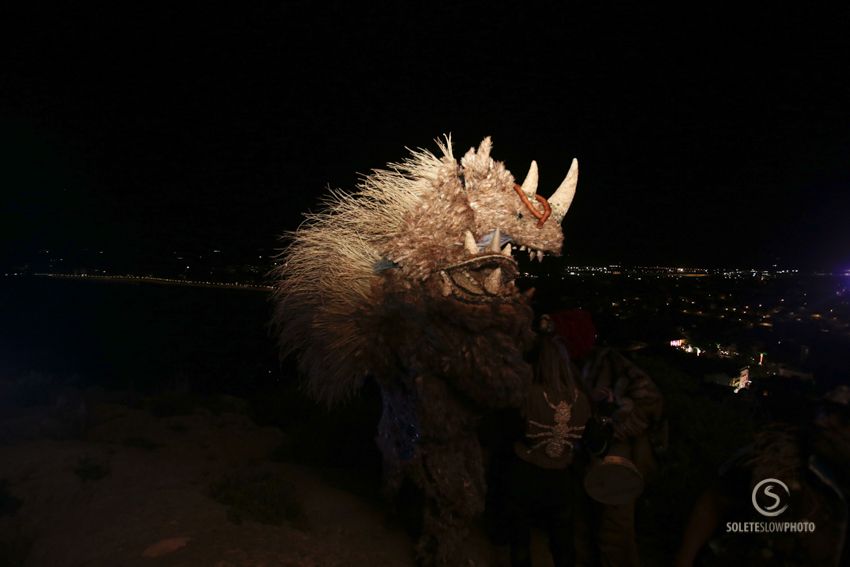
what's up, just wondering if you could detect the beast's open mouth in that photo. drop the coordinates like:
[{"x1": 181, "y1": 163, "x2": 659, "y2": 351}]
[
  {"x1": 439, "y1": 253, "x2": 519, "y2": 302},
  {"x1": 469, "y1": 228, "x2": 552, "y2": 263},
  {"x1": 436, "y1": 227, "x2": 554, "y2": 302}
]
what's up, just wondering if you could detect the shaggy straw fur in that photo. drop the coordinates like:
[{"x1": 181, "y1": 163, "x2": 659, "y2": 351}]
[
  {"x1": 273, "y1": 136, "x2": 578, "y2": 566},
  {"x1": 273, "y1": 136, "x2": 571, "y2": 406},
  {"x1": 272, "y1": 137, "x2": 457, "y2": 405}
]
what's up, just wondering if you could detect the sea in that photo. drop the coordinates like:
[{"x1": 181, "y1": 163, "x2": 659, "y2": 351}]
[{"x1": 0, "y1": 275, "x2": 281, "y2": 396}]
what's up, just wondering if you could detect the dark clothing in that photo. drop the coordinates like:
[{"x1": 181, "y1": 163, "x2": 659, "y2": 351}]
[
  {"x1": 514, "y1": 384, "x2": 591, "y2": 470},
  {"x1": 575, "y1": 348, "x2": 663, "y2": 567},
  {"x1": 506, "y1": 454, "x2": 578, "y2": 567},
  {"x1": 504, "y1": 332, "x2": 589, "y2": 567},
  {"x1": 697, "y1": 426, "x2": 849, "y2": 567}
]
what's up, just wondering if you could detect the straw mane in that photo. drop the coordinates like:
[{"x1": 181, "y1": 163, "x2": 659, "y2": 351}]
[{"x1": 272, "y1": 137, "x2": 456, "y2": 405}]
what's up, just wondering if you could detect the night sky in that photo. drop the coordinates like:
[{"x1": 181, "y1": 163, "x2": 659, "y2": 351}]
[{"x1": 3, "y1": 4, "x2": 849, "y2": 270}]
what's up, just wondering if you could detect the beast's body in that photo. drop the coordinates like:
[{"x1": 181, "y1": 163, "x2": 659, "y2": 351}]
[{"x1": 273, "y1": 136, "x2": 578, "y2": 565}]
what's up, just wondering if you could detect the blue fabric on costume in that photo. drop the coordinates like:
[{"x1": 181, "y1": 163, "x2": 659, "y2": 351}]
[{"x1": 377, "y1": 384, "x2": 420, "y2": 462}]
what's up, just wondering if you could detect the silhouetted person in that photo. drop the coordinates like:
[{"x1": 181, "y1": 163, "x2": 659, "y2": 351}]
[
  {"x1": 551, "y1": 309, "x2": 664, "y2": 567},
  {"x1": 675, "y1": 385, "x2": 850, "y2": 566},
  {"x1": 506, "y1": 313, "x2": 591, "y2": 567}
]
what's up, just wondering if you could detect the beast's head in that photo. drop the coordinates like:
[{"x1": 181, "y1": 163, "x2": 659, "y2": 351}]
[
  {"x1": 461, "y1": 136, "x2": 575, "y2": 258},
  {"x1": 382, "y1": 136, "x2": 579, "y2": 303}
]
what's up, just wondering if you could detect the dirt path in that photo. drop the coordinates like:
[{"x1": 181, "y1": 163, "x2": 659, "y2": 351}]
[
  {"x1": 0, "y1": 387, "x2": 562, "y2": 567},
  {"x1": 0, "y1": 397, "x2": 419, "y2": 566}
]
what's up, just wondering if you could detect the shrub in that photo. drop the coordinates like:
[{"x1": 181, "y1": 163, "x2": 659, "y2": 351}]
[
  {"x1": 209, "y1": 470, "x2": 307, "y2": 530},
  {"x1": 73, "y1": 456, "x2": 110, "y2": 482}
]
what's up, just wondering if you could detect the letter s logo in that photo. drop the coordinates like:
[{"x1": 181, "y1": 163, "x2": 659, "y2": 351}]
[{"x1": 752, "y1": 478, "x2": 790, "y2": 517}]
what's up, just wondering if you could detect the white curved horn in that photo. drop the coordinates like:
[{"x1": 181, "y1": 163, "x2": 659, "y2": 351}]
[
  {"x1": 549, "y1": 158, "x2": 578, "y2": 223},
  {"x1": 520, "y1": 160, "x2": 539, "y2": 198}
]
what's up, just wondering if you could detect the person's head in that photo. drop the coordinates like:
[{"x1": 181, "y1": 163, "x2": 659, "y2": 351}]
[
  {"x1": 537, "y1": 313, "x2": 555, "y2": 334},
  {"x1": 549, "y1": 308, "x2": 596, "y2": 362},
  {"x1": 811, "y1": 385, "x2": 850, "y2": 474},
  {"x1": 530, "y1": 312, "x2": 577, "y2": 391}
]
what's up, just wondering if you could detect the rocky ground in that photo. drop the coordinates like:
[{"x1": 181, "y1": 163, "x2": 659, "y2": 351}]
[{"x1": 0, "y1": 383, "x2": 546, "y2": 567}]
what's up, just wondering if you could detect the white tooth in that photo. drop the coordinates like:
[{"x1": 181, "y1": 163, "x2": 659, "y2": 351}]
[
  {"x1": 520, "y1": 245, "x2": 527, "y2": 252},
  {"x1": 458, "y1": 270, "x2": 483, "y2": 293},
  {"x1": 537, "y1": 250, "x2": 544, "y2": 262},
  {"x1": 502, "y1": 243, "x2": 512, "y2": 257},
  {"x1": 464, "y1": 230, "x2": 478, "y2": 255},
  {"x1": 528, "y1": 248, "x2": 534, "y2": 259},
  {"x1": 484, "y1": 267, "x2": 502, "y2": 294},
  {"x1": 439, "y1": 271, "x2": 452, "y2": 296},
  {"x1": 489, "y1": 229, "x2": 501, "y2": 252}
]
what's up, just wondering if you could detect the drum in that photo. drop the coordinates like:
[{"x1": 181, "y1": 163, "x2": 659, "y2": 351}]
[{"x1": 583, "y1": 441, "x2": 644, "y2": 506}]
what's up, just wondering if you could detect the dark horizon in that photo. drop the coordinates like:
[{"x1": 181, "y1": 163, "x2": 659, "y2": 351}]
[{"x1": 3, "y1": 4, "x2": 849, "y2": 271}]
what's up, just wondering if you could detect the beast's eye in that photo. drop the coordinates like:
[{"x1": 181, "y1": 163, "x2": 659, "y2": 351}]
[{"x1": 516, "y1": 212, "x2": 524, "y2": 220}]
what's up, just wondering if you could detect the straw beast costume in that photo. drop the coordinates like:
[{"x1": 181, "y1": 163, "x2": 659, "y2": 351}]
[{"x1": 272, "y1": 137, "x2": 580, "y2": 565}]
